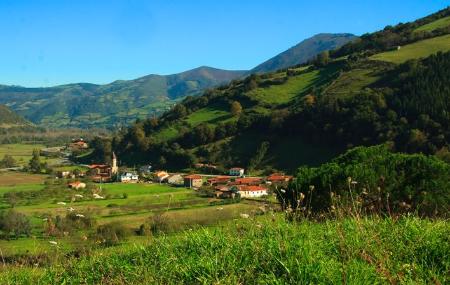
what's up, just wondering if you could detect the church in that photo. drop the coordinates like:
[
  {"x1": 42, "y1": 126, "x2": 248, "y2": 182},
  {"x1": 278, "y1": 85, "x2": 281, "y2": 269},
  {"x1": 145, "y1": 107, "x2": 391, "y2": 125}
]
[{"x1": 87, "y1": 152, "x2": 119, "y2": 183}]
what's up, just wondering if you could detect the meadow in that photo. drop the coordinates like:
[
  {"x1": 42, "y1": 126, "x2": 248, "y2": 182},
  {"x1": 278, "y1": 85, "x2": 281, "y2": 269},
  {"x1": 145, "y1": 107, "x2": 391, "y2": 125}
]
[
  {"x1": 0, "y1": 173, "x2": 265, "y2": 259},
  {"x1": 0, "y1": 143, "x2": 60, "y2": 167},
  {"x1": 1, "y1": 214, "x2": 448, "y2": 284},
  {"x1": 370, "y1": 34, "x2": 450, "y2": 63}
]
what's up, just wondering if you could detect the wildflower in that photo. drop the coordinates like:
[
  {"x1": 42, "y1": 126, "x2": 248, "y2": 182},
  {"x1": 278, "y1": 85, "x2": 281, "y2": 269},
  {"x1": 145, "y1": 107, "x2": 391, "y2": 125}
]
[
  {"x1": 216, "y1": 207, "x2": 224, "y2": 211},
  {"x1": 256, "y1": 223, "x2": 262, "y2": 229},
  {"x1": 67, "y1": 207, "x2": 75, "y2": 212},
  {"x1": 57, "y1": 202, "x2": 66, "y2": 205},
  {"x1": 330, "y1": 192, "x2": 335, "y2": 198},
  {"x1": 280, "y1": 189, "x2": 286, "y2": 193},
  {"x1": 347, "y1": 177, "x2": 352, "y2": 183},
  {"x1": 299, "y1": 192, "x2": 305, "y2": 201},
  {"x1": 49, "y1": 241, "x2": 58, "y2": 245},
  {"x1": 74, "y1": 194, "x2": 83, "y2": 198},
  {"x1": 309, "y1": 185, "x2": 315, "y2": 192},
  {"x1": 240, "y1": 213, "x2": 249, "y2": 219},
  {"x1": 351, "y1": 181, "x2": 358, "y2": 185},
  {"x1": 75, "y1": 214, "x2": 85, "y2": 218}
]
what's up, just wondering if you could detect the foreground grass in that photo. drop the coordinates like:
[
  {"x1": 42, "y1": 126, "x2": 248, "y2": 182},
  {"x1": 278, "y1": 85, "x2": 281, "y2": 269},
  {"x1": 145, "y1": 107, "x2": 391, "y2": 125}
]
[{"x1": 1, "y1": 215, "x2": 448, "y2": 284}]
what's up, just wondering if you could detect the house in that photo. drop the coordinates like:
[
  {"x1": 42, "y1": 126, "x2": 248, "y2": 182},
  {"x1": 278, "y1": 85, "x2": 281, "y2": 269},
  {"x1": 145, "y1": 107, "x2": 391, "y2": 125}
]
[
  {"x1": 88, "y1": 152, "x2": 119, "y2": 183},
  {"x1": 139, "y1": 165, "x2": 152, "y2": 175},
  {"x1": 207, "y1": 176, "x2": 232, "y2": 186},
  {"x1": 214, "y1": 186, "x2": 236, "y2": 199},
  {"x1": 229, "y1": 167, "x2": 245, "y2": 177},
  {"x1": 167, "y1": 174, "x2": 184, "y2": 186},
  {"x1": 266, "y1": 173, "x2": 293, "y2": 184},
  {"x1": 68, "y1": 181, "x2": 86, "y2": 190},
  {"x1": 69, "y1": 138, "x2": 89, "y2": 150},
  {"x1": 232, "y1": 185, "x2": 268, "y2": 198},
  {"x1": 184, "y1": 174, "x2": 203, "y2": 188},
  {"x1": 120, "y1": 172, "x2": 139, "y2": 183},
  {"x1": 231, "y1": 177, "x2": 262, "y2": 186},
  {"x1": 57, "y1": 171, "x2": 71, "y2": 178},
  {"x1": 194, "y1": 163, "x2": 217, "y2": 170},
  {"x1": 154, "y1": 171, "x2": 170, "y2": 183}
]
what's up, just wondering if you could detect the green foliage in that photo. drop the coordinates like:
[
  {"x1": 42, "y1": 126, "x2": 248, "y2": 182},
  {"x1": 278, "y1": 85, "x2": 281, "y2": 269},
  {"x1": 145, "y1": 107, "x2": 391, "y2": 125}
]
[
  {"x1": 94, "y1": 223, "x2": 130, "y2": 246},
  {"x1": 0, "y1": 210, "x2": 31, "y2": 239},
  {"x1": 283, "y1": 145, "x2": 450, "y2": 216},
  {"x1": 2, "y1": 216, "x2": 449, "y2": 284},
  {"x1": 0, "y1": 154, "x2": 16, "y2": 168},
  {"x1": 28, "y1": 149, "x2": 41, "y2": 173}
]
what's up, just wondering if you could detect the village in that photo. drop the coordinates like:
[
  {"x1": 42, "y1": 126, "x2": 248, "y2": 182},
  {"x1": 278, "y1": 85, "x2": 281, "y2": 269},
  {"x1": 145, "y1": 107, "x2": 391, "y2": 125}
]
[{"x1": 56, "y1": 138, "x2": 293, "y2": 200}]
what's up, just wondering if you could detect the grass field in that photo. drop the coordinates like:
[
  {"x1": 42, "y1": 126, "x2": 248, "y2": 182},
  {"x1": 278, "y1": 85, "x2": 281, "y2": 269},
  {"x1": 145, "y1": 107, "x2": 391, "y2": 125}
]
[
  {"x1": 185, "y1": 105, "x2": 232, "y2": 127},
  {"x1": 0, "y1": 175, "x2": 265, "y2": 258},
  {"x1": 370, "y1": 34, "x2": 450, "y2": 63},
  {"x1": 1, "y1": 215, "x2": 448, "y2": 284},
  {"x1": 415, "y1": 16, "x2": 450, "y2": 32}
]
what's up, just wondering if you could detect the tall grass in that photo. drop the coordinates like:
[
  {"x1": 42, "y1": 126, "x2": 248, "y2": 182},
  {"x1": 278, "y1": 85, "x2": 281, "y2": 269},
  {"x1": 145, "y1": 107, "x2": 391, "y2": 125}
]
[{"x1": 1, "y1": 214, "x2": 448, "y2": 284}]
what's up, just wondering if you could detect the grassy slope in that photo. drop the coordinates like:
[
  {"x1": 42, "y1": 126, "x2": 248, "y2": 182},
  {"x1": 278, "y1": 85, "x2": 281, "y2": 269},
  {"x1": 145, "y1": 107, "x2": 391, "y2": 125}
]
[
  {"x1": 370, "y1": 34, "x2": 450, "y2": 63},
  {"x1": 415, "y1": 15, "x2": 450, "y2": 32},
  {"x1": 1, "y1": 215, "x2": 448, "y2": 284}
]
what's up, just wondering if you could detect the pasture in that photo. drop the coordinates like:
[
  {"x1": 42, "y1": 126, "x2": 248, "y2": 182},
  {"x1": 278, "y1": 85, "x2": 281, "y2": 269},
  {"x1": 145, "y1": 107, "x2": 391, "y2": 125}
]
[
  {"x1": 370, "y1": 34, "x2": 450, "y2": 63},
  {"x1": 0, "y1": 176, "x2": 266, "y2": 258},
  {"x1": 415, "y1": 15, "x2": 450, "y2": 32},
  {"x1": 0, "y1": 143, "x2": 59, "y2": 166}
]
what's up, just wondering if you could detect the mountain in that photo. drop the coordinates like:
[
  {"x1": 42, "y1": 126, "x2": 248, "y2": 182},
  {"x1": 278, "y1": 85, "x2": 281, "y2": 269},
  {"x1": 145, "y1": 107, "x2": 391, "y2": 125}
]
[
  {"x1": 0, "y1": 104, "x2": 33, "y2": 128},
  {"x1": 250, "y1": 33, "x2": 357, "y2": 73},
  {"x1": 0, "y1": 34, "x2": 357, "y2": 129},
  {"x1": 100, "y1": 8, "x2": 450, "y2": 173},
  {"x1": 0, "y1": 67, "x2": 246, "y2": 129}
]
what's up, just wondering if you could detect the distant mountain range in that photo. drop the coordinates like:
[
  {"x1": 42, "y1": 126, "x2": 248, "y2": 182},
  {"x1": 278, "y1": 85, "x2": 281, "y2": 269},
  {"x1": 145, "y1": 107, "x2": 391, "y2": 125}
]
[
  {"x1": 250, "y1": 33, "x2": 357, "y2": 73},
  {"x1": 0, "y1": 33, "x2": 356, "y2": 129}
]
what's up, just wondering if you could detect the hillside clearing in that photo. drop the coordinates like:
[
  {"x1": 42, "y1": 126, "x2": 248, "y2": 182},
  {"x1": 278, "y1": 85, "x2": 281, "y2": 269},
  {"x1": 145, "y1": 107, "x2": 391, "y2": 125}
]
[
  {"x1": 370, "y1": 34, "x2": 450, "y2": 63},
  {"x1": 415, "y1": 15, "x2": 450, "y2": 32}
]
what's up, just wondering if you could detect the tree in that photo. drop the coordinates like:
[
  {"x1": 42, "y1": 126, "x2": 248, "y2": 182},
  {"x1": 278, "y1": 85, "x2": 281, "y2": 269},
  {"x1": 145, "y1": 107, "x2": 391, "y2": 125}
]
[
  {"x1": 28, "y1": 149, "x2": 41, "y2": 173},
  {"x1": 0, "y1": 210, "x2": 31, "y2": 239},
  {"x1": 230, "y1": 101, "x2": 243, "y2": 117},
  {"x1": 0, "y1": 155, "x2": 16, "y2": 168},
  {"x1": 248, "y1": 141, "x2": 270, "y2": 173},
  {"x1": 315, "y1": 51, "x2": 330, "y2": 67}
]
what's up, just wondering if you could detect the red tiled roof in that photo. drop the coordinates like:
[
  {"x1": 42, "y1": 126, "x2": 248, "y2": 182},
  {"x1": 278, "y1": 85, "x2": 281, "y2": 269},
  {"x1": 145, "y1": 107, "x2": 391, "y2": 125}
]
[
  {"x1": 267, "y1": 175, "x2": 293, "y2": 182},
  {"x1": 234, "y1": 177, "x2": 262, "y2": 184},
  {"x1": 185, "y1": 174, "x2": 202, "y2": 179},
  {"x1": 238, "y1": 185, "x2": 267, "y2": 192},
  {"x1": 88, "y1": 164, "x2": 109, "y2": 169}
]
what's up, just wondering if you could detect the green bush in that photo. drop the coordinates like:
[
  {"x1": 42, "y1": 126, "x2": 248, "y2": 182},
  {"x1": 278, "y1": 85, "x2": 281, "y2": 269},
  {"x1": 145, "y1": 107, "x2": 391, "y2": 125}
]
[{"x1": 280, "y1": 145, "x2": 450, "y2": 216}]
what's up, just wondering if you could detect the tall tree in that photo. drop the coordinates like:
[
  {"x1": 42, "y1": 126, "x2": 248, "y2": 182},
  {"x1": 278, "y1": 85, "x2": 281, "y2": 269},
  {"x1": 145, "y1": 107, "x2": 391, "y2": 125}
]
[
  {"x1": 28, "y1": 149, "x2": 41, "y2": 173},
  {"x1": 230, "y1": 101, "x2": 243, "y2": 117}
]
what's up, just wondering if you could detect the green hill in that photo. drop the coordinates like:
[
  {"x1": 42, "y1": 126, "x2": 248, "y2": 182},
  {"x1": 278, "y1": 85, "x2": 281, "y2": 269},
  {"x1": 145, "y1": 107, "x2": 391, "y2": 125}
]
[
  {"x1": 0, "y1": 67, "x2": 246, "y2": 129},
  {"x1": 97, "y1": 8, "x2": 450, "y2": 173},
  {"x1": 251, "y1": 33, "x2": 357, "y2": 73},
  {"x1": 0, "y1": 104, "x2": 33, "y2": 129}
]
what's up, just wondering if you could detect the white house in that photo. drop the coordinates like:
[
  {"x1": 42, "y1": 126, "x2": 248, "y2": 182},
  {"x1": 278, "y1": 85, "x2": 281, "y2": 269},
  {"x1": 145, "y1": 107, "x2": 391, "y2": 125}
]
[
  {"x1": 229, "y1": 167, "x2": 245, "y2": 177},
  {"x1": 120, "y1": 172, "x2": 139, "y2": 183},
  {"x1": 167, "y1": 174, "x2": 184, "y2": 186},
  {"x1": 232, "y1": 185, "x2": 268, "y2": 198}
]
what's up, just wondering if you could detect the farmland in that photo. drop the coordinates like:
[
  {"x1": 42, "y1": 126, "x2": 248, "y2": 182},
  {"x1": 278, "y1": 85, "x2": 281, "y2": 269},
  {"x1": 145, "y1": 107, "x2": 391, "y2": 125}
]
[{"x1": 0, "y1": 172, "x2": 266, "y2": 258}]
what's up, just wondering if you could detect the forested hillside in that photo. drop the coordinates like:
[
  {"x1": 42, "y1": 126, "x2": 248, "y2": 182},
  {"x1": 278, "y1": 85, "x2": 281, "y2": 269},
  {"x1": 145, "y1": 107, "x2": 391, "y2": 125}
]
[{"x1": 89, "y1": 7, "x2": 450, "y2": 172}]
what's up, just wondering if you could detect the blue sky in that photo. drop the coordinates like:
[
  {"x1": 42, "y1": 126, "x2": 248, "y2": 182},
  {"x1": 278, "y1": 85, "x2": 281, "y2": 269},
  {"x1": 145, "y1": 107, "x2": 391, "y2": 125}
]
[{"x1": 0, "y1": 0, "x2": 448, "y2": 87}]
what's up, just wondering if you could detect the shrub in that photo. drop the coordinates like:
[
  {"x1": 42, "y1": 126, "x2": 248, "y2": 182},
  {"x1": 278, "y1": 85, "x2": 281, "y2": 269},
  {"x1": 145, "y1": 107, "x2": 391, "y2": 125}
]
[
  {"x1": 0, "y1": 210, "x2": 31, "y2": 239},
  {"x1": 280, "y1": 145, "x2": 450, "y2": 216},
  {"x1": 94, "y1": 223, "x2": 129, "y2": 246}
]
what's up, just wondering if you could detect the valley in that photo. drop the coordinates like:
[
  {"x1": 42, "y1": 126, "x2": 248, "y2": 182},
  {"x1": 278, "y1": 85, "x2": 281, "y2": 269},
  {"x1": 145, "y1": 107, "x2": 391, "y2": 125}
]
[{"x1": 0, "y1": 4, "x2": 449, "y2": 284}]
